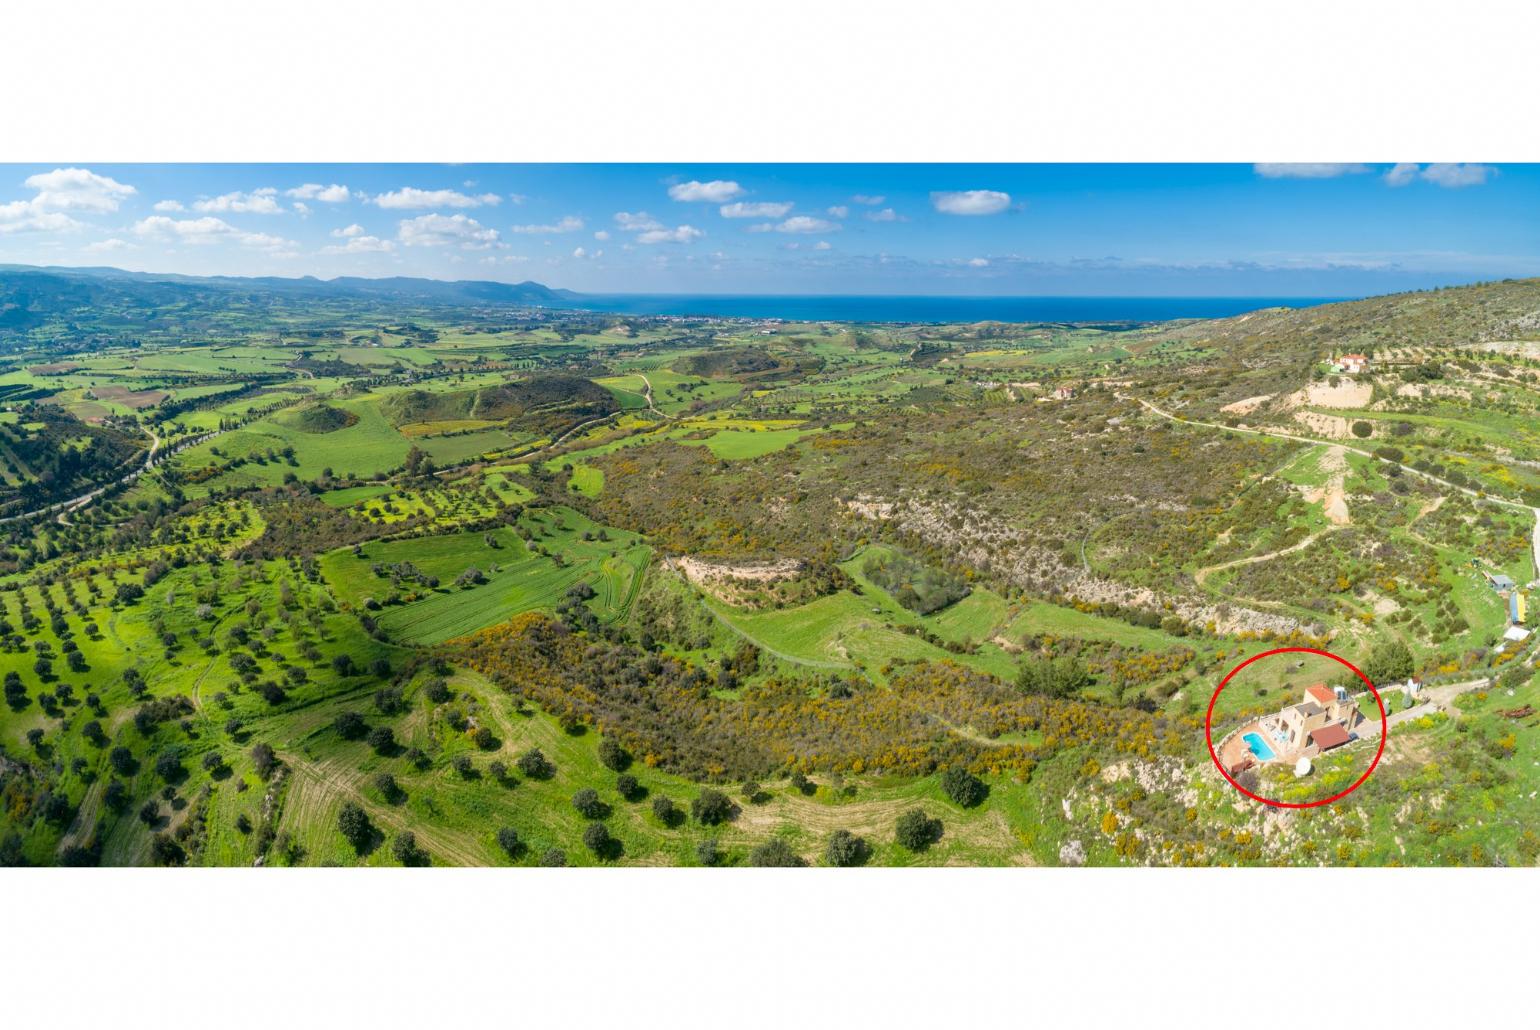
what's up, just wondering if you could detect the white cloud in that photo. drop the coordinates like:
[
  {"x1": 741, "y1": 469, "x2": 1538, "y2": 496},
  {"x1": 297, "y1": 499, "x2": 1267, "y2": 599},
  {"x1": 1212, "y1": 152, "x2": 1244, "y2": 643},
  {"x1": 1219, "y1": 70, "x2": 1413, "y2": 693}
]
[
  {"x1": 572, "y1": 247, "x2": 587, "y2": 259},
  {"x1": 968, "y1": 257, "x2": 990, "y2": 267},
  {"x1": 865, "y1": 207, "x2": 904, "y2": 222},
  {"x1": 332, "y1": 224, "x2": 366, "y2": 238},
  {"x1": 322, "y1": 234, "x2": 394, "y2": 254},
  {"x1": 1252, "y1": 163, "x2": 1372, "y2": 179},
  {"x1": 814, "y1": 240, "x2": 831, "y2": 251},
  {"x1": 752, "y1": 215, "x2": 840, "y2": 234},
  {"x1": 1379, "y1": 163, "x2": 1498, "y2": 188},
  {"x1": 0, "y1": 167, "x2": 133, "y2": 233},
  {"x1": 0, "y1": 204, "x2": 82, "y2": 235},
  {"x1": 1419, "y1": 163, "x2": 1496, "y2": 188},
  {"x1": 152, "y1": 199, "x2": 185, "y2": 212},
  {"x1": 193, "y1": 188, "x2": 283, "y2": 214},
  {"x1": 593, "y1": 230, "x2": 610, "y2": 241},
  {"x1": 614, "y1": 211, "x2": 662, "y2": 231},
  {"x1": 133, "y1": 215, "x2": 240, "y2": 242},
  {"x1": 239, "y1": 231, "x2": 293, "y2": 251},
  {"x1": 374, "y1": 187, "x2": 501, "y2": 209},
  {"x1": 719, "y1": 200, "x2": 793, "y2": 219},
  {"x1": 84, "y1": 238, "x2": 132, "y2": 253},
  {"x1": 851, "y1": 194, "x2": 885, "y2": 205},
  {"x1": 668, "y1": 180, "x2": 744, "y2": 203},
  {"x1": 826, "y1": 205, "x2": 849, "y2": 219},
  {"x1": 931, "y1": 190, "x2": 1011, "y2": 215},
  {"x1": 286, "y1": 183, "x2": 351, "y2": 202},
  {"x1": 132, "y1": 215, "x2": 294, "y2": 251},
  {"x1": 509, "y1": 215, "x2": 584, "y2": 234},
  {"x1": 636, "y1": 225, "x2": 703, "y2": 244},
  {"x1": 23, "y1": 167, "x2": 136, "y2": 212},
  {"x1": 396, "y1": 212, "x2": 501, "y2": 248}
]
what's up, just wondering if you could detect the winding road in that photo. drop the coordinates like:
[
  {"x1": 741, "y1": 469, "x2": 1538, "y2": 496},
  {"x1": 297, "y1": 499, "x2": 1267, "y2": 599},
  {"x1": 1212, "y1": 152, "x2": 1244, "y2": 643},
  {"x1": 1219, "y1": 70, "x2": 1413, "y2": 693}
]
[
  {"x1": 1193, "y1": 528, "x2": 1340, "y2": 587},
  {"x1": 1124, "y1": 393, "x2": 1540, "y2": 578},
  {"x1": 0, "y1": 430, "x2": 161, "y2": 526},
  {"x1": 0, "y1": 423, "x2": 241, "y2": 527}
]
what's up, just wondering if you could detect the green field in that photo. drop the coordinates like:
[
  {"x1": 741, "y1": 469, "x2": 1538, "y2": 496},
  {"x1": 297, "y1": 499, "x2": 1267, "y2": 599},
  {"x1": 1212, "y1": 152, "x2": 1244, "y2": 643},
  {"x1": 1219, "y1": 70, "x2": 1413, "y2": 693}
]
[
  {"x1": 319, "y1": 509, "x2": 649, "y2": 644},
  {"x1": 5, "y1": 268, "x2": 1540, "y2": 869}
]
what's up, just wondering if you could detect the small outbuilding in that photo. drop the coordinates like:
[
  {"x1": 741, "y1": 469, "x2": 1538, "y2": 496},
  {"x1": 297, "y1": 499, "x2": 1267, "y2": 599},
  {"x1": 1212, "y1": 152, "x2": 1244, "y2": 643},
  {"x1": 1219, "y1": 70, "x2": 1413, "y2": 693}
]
[{"x1": 1308, "y1": 724, "x2": 1351, "y2": 752}]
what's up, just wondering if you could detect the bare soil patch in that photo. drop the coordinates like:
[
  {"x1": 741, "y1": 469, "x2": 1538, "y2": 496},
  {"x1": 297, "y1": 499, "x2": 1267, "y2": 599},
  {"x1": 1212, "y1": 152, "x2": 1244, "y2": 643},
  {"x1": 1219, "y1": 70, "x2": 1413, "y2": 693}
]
[{"x1": 1220, "y1": 393, "x2": 1274, "y2": 415}]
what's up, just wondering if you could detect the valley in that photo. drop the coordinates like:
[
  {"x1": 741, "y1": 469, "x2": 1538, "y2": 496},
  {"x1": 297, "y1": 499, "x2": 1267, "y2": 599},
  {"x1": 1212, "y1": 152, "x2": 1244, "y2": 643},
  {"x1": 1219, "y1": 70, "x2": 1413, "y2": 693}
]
[{"x1": 3, "y1": 268, "x2": 1540, "y2": 866}]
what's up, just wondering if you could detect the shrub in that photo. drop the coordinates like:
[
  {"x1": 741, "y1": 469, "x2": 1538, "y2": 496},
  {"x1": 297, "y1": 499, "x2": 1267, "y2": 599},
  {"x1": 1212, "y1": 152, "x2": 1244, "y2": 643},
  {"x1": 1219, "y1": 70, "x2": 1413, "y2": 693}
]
[
  {"x1": 337, "y1": 803, "x2": 373, "y2": 852},
  {"x1": 373, "y1": 686, "x2": 405, "y2": 714},
  {"x1": 895, "y1": 808, "x2": 942, "y2": 852},
  {"x1": 695, "y1": 837, "x2": 721, "y2": 866},
  {"x1": 824, "y1": 829, "x2": 869, "y2": 867},
  {"x1": 940, "y1": 767, "x2": 987, "y2": 808},
  {"x1": 366, "y1": 726, "x2": 395, "y2": 754},
  {"x1": 1017, "y1": 656, "x2": 1091, "y2": 697},
  {"x1": 496, "y1": 827, "x2": 522, "y2": 858},
  {"x1": 250, "y1": 742, "x2": 277, "y2": 779},
  {"x1": 571, "y1": 787, "x2": 606, "y2": 819},
  {"x1": 691, "y1": 788, "x2": 736, "y2": 826},
  {"x1": 540, "y1": 847, "x2": 567, "y2": 867},
  {"x1": 103, "y1": 780, "x2": 129, "y2": 812},
  {"x1": 373, "y1": 772, "x2": 402, "y2": 803},
  {"x1": 1363, "y1": 640, "x2": 1414, "y2": 686},
  {"x1": 597, "y1": 737, "x2": 631, "y2": 772},
  {"x1": 582, "y1": 822, "x2": 614, "y2": 858},
  {"x1": 149, "y1": 834, "x2": 186, "y2": 866},
  {"x1": 153, "y1": 750, "x2": 186, "y2": 783},
  {"x1": 109, "y1": 746, "x2": 137, "y2": 776},
  {"x1": 651, "y1": 795, "x2": 679, "y2": 825},
  {"x1": 516, "y1": 748, "x2": 555, "y2": 779},
  {"x1": 748, "y1": 838, "x2": 805, "y2": 867},
  {"x1": 392, "y1": 831, "x2": 426, "y2": 866},
  {"x1": 615, "y1": 773, "x2": 641, "y2": 800},
  {"x1": 333, "y1": 711, "x2": 367, "y2": 740}
]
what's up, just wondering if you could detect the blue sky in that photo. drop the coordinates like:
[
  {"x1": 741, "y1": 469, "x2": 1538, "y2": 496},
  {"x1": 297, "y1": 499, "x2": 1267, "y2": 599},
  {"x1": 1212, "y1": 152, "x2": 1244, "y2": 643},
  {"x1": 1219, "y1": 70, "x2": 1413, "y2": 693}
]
[{"x1": 1, "y1": 163, "x2": 1535, "y2": 296}]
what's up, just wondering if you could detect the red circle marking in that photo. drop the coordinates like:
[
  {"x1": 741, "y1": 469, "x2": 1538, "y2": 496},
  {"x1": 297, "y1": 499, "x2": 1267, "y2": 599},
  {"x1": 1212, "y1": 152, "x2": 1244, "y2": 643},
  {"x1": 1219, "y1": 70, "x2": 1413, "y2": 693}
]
[{"x1": 1204, "y1": 646, "x2": 1387, "y2": 808}]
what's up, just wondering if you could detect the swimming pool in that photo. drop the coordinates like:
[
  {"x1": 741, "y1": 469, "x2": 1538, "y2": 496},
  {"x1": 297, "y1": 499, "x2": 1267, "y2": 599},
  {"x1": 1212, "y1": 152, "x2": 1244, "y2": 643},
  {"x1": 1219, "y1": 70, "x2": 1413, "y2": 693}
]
[{"x1": 1243, "y1": 732, "x2": 1276, "y2": 761}]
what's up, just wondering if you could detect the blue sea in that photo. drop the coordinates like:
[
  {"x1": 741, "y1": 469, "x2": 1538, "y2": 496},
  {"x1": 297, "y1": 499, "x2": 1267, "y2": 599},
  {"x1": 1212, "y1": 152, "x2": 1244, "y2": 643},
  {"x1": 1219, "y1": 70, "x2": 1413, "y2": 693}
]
[{"x1": 561, "y1": 294, "x2": 1348, "y2": 324}]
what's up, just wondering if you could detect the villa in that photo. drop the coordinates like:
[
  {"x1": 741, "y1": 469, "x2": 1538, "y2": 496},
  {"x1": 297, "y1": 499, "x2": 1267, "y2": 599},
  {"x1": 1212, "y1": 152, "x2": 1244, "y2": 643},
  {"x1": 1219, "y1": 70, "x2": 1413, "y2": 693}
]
[
  {"x1": 1275, "y1": 683, "x2": 1362, "y2": 754},
  {"x1": 1225, "y1": 682, "x2": 1364, "y2": 774},
  {"x1": 1339, "y1": 353, "x2": 1369, "y2": 374}
]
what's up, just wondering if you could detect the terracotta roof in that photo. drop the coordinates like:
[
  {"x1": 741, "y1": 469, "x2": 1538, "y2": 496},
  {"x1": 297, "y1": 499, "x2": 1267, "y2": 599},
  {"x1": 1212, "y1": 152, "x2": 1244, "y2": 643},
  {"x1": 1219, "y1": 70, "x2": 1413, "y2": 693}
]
[
  {"x1": 1342, "y1": 353, "x2": 1368, "y2": 360},
  {"x1": 1311, "y1": 724, "x2": 1351, "y2": 750},
  {"x1": 1306, "y1": 683, "x2": 1336, "y2": 705}
]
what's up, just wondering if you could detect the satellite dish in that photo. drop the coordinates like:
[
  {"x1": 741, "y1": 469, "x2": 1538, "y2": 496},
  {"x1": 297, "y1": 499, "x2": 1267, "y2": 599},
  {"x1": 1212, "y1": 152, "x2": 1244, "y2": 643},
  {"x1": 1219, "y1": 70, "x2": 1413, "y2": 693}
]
[{"x1": 1294, "y1": 757, "x2": 1313, "y2": 778}]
